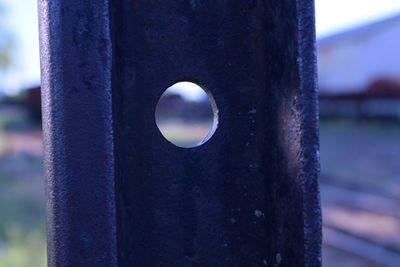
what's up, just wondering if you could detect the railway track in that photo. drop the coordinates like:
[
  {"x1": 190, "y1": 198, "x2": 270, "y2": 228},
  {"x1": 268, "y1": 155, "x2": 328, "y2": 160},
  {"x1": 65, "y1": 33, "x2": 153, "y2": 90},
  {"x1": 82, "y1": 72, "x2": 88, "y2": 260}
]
[{"x1": 321, "y1": 183, "x2": 400, "y2": 267}]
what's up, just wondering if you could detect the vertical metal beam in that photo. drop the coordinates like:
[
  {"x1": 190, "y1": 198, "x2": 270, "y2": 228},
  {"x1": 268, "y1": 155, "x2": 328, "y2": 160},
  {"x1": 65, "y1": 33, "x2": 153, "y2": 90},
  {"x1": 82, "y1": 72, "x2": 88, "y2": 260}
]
[
  {"x1": 38, "y1": 0, "x2": 117, "y2": 266},
  {"x1": 39, "y1": 0, "x2": 321, "y2": 266},
  {"x1": 297, "y1": 1, "x2": 322, "y2": 265},
  {"x1": 110, "y1": 0, "x2": 321, "y2": 266}
]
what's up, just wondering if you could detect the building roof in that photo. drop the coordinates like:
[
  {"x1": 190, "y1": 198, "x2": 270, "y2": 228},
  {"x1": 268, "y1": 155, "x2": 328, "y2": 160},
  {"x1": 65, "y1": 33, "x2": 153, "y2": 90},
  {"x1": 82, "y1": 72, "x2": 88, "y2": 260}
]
[{"x1": 317, "y1": 13, "x2": 400, "y2": 45}]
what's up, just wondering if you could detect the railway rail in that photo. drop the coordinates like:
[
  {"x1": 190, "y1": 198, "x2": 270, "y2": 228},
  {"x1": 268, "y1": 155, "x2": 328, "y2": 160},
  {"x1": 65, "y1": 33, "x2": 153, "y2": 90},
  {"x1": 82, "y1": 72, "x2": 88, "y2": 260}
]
[{"x1": 321, "y1": 183, "x2": 400, "y2": 267}]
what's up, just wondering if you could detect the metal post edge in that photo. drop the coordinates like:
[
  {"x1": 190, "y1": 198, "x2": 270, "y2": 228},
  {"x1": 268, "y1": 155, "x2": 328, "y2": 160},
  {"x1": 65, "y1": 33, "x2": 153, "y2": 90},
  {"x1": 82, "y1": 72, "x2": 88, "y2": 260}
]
[{"x1": 38, "y1": 0, "x2": 117, "y2": 266}]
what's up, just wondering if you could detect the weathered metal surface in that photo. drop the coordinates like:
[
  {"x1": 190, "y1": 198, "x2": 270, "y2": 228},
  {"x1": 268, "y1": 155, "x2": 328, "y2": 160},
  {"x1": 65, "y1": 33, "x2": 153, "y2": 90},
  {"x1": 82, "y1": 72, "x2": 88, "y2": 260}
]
[
  {"x1": 111, "y1": 0, "x2": 321, "y2": 266},
  {"x1": 39, "y1": 0, "x2": 321, "y2": 266},
  {"x1": 38, "y1": 0, "x2": 117, "y2": 266}
]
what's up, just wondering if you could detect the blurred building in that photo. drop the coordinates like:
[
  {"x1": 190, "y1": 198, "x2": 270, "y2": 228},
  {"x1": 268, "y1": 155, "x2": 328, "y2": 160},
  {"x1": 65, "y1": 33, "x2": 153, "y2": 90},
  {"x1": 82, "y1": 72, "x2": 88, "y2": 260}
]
[
  {"x1": 318, "y1": 14, "x2": 400, "y2": 119},
  {"x1": 0, "y1": 85, "x2": 41, "y2": 123}
]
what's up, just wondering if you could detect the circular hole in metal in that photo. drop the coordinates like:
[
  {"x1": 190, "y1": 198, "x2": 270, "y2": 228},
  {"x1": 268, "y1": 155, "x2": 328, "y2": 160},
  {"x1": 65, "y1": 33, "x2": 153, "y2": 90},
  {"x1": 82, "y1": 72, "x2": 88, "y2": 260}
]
[{"x1": 155, "y1": 81, "x2": 218, "y2": 148}]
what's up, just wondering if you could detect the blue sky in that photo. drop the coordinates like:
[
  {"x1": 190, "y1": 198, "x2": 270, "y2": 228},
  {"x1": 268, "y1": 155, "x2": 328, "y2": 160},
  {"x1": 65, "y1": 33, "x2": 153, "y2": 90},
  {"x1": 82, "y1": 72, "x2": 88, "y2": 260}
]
[
  {"x1": 1, "y1": 0, "x2": 39, "y2": 94},
  {"x1": 315, "y1": 0, "x2": 400, "y2": 37},
  {"x1": 1, "y1": 0, "x2": 400, "y2": 95}
]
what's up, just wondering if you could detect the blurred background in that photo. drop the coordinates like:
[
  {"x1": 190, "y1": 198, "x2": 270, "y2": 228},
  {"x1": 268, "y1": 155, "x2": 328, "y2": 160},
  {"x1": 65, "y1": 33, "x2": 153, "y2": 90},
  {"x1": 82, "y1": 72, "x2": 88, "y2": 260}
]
[{"x1": 1, "y1": 0, "x2": 400, "y2": 266}]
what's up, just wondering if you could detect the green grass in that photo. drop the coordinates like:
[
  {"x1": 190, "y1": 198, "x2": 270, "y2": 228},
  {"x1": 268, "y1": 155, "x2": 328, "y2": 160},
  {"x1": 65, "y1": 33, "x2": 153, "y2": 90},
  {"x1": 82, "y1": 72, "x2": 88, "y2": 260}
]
[
  {"x1": 320, "y1": 118, "x2": 400, "y2": 197},
  {"x1": 0, "y1": 227, "x2": 46, "y2": 267},
  {"x1": 0, "y1": 106, "x2": 46, "y2": 267},
  {"x1": 156, "y1": 120, "x2": 214, "y2": 147},
  {"x1": 0, "y1": 107, "x2": 399, "y2": 267},
  {"x1": 0, "y1": 154, "x2": 46, "y2": 267},
  {"x1": 0, "y1": 155, "x2": 46, "y2": 266}
]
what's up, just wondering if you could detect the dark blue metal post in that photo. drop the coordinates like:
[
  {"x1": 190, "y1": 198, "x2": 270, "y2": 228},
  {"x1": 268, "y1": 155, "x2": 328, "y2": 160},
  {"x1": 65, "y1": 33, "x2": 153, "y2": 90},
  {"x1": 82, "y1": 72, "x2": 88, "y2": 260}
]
[
  {"x1": 38, "y1": 0, "x2": 117, "y2": 266},
  {"x1": 39, "y1": 0, "x2": 321, "y2": 266}
]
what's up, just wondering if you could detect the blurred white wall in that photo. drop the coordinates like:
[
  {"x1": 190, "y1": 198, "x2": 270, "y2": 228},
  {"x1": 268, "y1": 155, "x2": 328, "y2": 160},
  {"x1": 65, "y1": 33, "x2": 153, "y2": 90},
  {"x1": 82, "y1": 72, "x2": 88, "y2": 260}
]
[{"x1": 317, "y1": 15, "x2": 400, "y2": 95}]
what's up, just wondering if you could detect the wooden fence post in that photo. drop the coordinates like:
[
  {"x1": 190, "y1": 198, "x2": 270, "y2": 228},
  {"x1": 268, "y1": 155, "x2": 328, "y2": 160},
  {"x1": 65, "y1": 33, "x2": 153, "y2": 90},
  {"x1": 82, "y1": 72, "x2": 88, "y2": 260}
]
[{"x1": 39, "y1": 0, "x2": 321, "y2": 266}]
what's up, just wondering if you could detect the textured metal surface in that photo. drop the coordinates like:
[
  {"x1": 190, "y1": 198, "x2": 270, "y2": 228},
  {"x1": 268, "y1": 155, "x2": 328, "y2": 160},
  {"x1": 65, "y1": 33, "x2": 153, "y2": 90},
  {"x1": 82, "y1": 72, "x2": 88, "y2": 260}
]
[
  {"x1": 111, "y1": 0, "x2": 321, "y2": 266},
  {"x1": 39, "y1": 0, "x2": 320, "y2": 266},
  {"x1": 38, "y1": 0, "x2": 117, "y2": 266}
]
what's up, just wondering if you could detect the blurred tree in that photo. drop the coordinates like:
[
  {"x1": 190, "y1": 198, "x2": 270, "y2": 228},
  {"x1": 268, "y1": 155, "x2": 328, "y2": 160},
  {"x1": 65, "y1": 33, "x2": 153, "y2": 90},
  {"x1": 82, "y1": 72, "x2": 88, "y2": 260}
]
[{"x1": 0, "y1": 3, "x2": 14, "y2": 90}]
